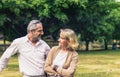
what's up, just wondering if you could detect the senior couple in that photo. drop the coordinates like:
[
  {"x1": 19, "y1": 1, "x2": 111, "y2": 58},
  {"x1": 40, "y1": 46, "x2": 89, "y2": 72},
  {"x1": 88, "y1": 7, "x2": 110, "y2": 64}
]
[{"x1": 0, "y1": 20, "x2": 79, "y2": 77}]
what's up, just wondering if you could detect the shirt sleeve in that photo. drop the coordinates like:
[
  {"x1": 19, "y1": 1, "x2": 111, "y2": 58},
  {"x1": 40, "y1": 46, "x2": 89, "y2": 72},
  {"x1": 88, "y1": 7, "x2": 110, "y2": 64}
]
[
  {"x1": 44, "y1": 43, "x2": 51, "y2": 59},
  {"x1": 0, "y1": 40, "x2": 18, "y2": 72}
]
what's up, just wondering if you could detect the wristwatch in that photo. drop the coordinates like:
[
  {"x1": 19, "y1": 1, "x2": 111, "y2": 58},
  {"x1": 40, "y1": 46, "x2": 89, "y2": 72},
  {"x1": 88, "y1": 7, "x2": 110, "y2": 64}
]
[{"x1": 53, "y1": 65, "x2": 58, "y2": 71}]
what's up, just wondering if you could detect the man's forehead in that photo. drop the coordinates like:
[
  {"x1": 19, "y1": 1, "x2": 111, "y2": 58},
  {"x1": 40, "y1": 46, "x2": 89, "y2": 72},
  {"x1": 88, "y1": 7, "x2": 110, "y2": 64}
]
[{"x1": 36, "y1": 24, "x2": 43, "y2": 29}]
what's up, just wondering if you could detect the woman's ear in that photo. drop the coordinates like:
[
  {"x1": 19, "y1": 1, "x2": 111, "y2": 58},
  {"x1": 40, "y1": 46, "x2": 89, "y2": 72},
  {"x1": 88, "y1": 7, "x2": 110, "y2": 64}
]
[{"x1": 67, "y1": 40, "x2": 70, "y2": 44}]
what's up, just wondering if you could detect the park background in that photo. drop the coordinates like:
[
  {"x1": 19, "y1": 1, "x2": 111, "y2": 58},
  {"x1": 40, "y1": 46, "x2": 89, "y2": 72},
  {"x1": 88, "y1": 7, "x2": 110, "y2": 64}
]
[{"x1": 1, "y1": 0, "x2": 120, "y2": 77}]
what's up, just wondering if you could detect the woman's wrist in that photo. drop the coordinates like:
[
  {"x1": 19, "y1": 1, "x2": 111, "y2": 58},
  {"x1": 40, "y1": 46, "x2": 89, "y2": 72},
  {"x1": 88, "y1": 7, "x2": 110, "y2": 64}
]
[{"x1": 53, "y1": 65, "x2": 58, "y2": 71}]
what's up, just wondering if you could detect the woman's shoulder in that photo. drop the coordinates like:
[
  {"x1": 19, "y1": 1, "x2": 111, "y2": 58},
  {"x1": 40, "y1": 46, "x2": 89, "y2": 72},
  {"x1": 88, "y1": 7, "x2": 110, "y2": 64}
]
[
  {"x1": 49, "y1": 46, "x2": 59, "y2": 52},
  {"x1": 69, "y1": 50, "x2": 78, "y2": 56},
  {"x1": 51, "y1": 46, "x2": 60, "y2": 50}
]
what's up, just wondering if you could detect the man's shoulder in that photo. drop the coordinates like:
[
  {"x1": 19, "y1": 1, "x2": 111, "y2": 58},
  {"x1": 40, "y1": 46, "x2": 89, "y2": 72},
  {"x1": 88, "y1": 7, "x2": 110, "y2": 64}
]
[
  {"x1": 13, "y1": 36, "x2": 27, "y2": 43},
  {"x1": 40, "y1": 39, "x2": 49, "y2": 45}
]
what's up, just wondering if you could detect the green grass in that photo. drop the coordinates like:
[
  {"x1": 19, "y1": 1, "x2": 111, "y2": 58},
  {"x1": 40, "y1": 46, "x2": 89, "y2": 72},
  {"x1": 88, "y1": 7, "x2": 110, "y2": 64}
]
[
  {"x1": 0, "y1": 50, "x2": 120, "y2": 77},
  {"x1": 75, "y1": 50, "x2": 120, "y2": 77},
  {"x1": 0, "y1": 54, "x2": 22, "y2": 77}
]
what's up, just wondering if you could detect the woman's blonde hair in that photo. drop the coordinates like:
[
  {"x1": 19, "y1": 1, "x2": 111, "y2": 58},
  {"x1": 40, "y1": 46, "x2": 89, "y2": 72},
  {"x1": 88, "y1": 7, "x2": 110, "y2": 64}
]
[{"x1": 60, "y1": 28, "x2": 79, "y2": 50}]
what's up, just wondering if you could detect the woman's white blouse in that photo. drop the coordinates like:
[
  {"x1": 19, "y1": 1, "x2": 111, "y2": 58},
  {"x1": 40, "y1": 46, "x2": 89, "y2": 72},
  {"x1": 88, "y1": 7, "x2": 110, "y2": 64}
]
[{"x1": 53, "y1": 51, "x2": 68, "y2": 68}]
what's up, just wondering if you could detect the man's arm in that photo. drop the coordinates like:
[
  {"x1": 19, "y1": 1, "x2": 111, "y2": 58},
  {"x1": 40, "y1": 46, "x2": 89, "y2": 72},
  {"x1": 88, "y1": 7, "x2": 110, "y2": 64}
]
[{"x1": 0, "y1": 40, "x2": 18, "y2": 72}]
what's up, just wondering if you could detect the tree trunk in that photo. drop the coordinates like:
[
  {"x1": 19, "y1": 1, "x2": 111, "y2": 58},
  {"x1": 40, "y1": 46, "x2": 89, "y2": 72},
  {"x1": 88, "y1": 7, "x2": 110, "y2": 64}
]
[
  {"x1": 104, "y1": 39, "x2": 108, "y2": 50},
  {"x1": 3, "y1": 35, "x2": 6, "y2": 51},
  {"x1": 85, "y1": 40, "x2": 89, "y2": 51}
]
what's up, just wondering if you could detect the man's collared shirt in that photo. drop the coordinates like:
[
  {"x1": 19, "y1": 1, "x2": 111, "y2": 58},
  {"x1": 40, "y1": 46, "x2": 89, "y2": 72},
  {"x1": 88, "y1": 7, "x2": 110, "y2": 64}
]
[{"x1": 0, "y1": 35, "x2": 50, "y2": 76}]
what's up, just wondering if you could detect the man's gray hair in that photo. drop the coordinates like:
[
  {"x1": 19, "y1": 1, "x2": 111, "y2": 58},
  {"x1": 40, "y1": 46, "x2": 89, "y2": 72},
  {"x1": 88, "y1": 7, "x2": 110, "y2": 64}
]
[{"x1": 27, "y1": 20, "x2": 42, "y2": 33}]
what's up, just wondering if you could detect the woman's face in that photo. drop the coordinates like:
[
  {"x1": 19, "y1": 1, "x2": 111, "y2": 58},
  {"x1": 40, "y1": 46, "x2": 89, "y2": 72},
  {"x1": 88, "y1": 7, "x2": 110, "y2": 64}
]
[{"x1": 58, "y1": 34, "x2": 69, "y2": 48}]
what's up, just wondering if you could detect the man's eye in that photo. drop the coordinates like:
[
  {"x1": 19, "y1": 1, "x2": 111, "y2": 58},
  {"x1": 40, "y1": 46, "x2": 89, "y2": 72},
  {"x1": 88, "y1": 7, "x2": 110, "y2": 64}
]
[{"x1": 38, "y1": 30, "x2": 43, "y2": 32}]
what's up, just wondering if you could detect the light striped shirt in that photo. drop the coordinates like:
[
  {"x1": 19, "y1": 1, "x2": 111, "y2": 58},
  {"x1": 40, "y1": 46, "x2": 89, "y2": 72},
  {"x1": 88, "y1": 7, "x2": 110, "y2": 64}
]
[{"x1": 0, "y1": 35, "x2": 50, "y2": 76}]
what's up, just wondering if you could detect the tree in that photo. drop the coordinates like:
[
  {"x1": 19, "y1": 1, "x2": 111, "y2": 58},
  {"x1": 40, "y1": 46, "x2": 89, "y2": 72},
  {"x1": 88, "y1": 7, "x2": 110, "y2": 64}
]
[
  {"x1": 73, "y1": 0, "x2": 118, "y2": 51},
  {"x1": 0, "y1": 0, "x2": 120, "y2": 51}
]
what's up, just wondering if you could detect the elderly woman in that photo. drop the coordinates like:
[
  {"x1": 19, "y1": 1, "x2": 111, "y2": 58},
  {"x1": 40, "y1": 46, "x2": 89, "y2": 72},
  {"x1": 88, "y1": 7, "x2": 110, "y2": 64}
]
[{"x1": 44, "y1": 28, "x2": 79, "y2": 77}]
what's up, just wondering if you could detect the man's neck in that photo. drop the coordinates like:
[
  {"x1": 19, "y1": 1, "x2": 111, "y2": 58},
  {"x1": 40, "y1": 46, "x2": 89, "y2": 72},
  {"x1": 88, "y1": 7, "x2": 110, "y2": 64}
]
[{"x1": 28, "y1": 34, "x2": 38, "y2": 46}]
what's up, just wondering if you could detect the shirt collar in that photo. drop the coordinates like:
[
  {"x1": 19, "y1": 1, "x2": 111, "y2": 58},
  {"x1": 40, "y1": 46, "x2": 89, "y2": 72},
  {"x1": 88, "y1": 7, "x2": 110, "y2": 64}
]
[{"x1": 25, "y1": 35, "x2": 42, "y2": 46}]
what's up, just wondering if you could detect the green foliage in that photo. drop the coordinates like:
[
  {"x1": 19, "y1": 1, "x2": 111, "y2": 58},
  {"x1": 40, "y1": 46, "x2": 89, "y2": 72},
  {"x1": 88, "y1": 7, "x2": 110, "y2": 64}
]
[
  {"x1": 107, "y1": 2, "x2": 120, "y2": 40},
  {"x1": 0, "y1": 0, "x2": 120, "y2": 48},
  {"x1": 0, "y1": 15, "x2": 7, "y2": 27}
]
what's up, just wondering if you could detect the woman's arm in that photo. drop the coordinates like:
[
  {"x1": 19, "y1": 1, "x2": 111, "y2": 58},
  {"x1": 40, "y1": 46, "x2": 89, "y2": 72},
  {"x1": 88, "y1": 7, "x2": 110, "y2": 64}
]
[
  {"x1": 57, "y1": 52, "x2": 78, "y2": 76},
  {"x1": 44, "y1": 46, "x2": 58, "y2": 76}
]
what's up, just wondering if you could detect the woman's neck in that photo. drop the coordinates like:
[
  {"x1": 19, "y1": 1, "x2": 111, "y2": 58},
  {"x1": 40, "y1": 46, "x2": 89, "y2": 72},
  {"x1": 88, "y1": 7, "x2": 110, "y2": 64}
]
[{"x1": 61, "y1": 48, "x2": 67, "y2": 52}]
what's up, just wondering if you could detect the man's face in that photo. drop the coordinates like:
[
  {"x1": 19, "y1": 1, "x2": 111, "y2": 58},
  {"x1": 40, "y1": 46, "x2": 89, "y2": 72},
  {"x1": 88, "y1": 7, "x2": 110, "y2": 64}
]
[{"x1": 31, "y1": 23, "x2": 44, "y2": 42}]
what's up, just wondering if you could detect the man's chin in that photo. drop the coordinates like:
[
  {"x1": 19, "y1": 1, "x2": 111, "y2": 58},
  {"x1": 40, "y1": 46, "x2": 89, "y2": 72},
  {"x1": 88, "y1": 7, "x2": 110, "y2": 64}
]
[{"x1": 38, "y1": 36, "x2": 41, "y2": 39}]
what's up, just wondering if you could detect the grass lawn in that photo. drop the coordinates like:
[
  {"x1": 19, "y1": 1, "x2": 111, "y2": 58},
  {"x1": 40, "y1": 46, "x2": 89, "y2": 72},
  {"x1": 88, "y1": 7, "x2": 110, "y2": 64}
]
[
  {"x1": 0, "y1": 49, "x2": 120, "y2": 77},
  {"x1": 75, "y1": 50, "x2": 120, "y2": 77}
]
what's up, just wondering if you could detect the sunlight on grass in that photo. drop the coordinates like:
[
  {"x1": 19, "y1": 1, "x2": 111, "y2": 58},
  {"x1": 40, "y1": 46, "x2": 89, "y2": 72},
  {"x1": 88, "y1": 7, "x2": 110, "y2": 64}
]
[
  {"x1": 0, "y1": 40, "x2": 11, "y2": 44},
  {"x1": 75, "y1": 50, "x2": 120, "y2": 77},
  {"x1": 0, "y1": 55, "x2": 22, "y2": 77},
  {"x1": 0, "y1": 50, "x2": 120, "y2": 77}
]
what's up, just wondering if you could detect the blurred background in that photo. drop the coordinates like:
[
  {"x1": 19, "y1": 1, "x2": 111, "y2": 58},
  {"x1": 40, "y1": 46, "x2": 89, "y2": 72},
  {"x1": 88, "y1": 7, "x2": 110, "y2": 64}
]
[{"x1": 1, "y1": 0, "x2": 120, "y2": 77}]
